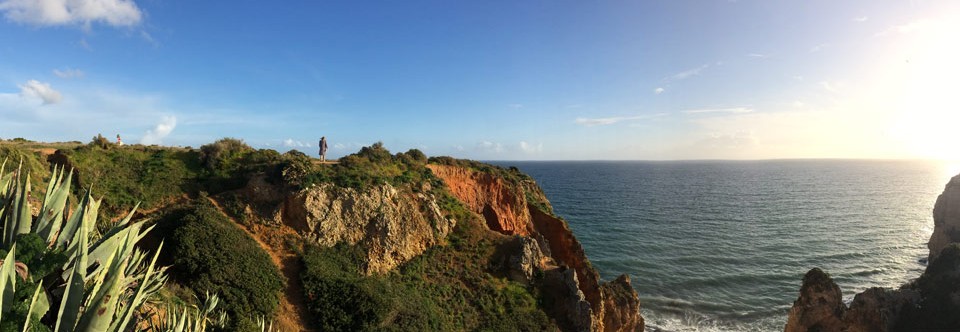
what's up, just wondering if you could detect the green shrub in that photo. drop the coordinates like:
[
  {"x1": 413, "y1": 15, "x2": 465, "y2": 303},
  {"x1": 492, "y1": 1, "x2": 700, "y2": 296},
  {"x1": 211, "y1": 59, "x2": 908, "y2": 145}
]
[
  {"x1": 162, "y1": 198, "x2": 283, "y2": 331},
  {"x1": 303, "y1": 142, "x2": 435, "y2": 190},
  {"x1": 88, "y1": 133, "x2": 111, "y2": 149},
  {"x1": 199, "y1": 137, "x2": 253, "y2": 171}
]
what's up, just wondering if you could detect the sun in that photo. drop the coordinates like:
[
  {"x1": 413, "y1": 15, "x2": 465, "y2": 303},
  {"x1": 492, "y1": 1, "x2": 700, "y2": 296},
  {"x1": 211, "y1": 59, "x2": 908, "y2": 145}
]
[{"x1": 885, "y1": 15, "x2": 960, "y2": 160}]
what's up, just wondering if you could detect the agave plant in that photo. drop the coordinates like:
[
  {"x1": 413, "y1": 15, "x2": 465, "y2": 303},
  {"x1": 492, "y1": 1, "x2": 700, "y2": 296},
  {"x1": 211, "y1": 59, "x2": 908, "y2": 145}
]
[
  {"x1": 0, "y1": 159, "x2": 168, "y2": 331},
  {"x1": 147, "y1": 292, "x2": 228, "y2": 332}
]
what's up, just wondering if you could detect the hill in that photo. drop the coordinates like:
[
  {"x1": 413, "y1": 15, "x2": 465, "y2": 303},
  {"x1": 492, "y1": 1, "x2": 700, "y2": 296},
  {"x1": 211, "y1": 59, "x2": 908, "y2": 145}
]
[{"x1": 0, "y1": 137, "x2": 643, "y2": 331}]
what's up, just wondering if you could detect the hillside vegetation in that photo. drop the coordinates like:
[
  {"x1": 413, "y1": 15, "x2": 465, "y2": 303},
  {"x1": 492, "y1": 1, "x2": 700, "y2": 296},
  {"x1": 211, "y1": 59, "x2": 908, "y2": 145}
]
[{"x1": 0, "y1": 137, "x2": 565, "y2": 331}]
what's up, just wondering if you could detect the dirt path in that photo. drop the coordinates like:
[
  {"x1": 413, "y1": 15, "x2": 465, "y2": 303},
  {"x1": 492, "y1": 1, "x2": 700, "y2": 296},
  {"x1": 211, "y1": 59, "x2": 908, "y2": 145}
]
[{"x1": 205, "y1": 196, "x2": 312, "y2": 332}]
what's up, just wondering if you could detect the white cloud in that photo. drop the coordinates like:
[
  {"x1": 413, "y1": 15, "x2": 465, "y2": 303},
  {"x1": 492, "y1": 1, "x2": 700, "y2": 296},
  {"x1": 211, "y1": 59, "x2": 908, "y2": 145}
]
[
  {"x1": 792, "y1": 101, "x2": 805, "y2": 108},
  {"x1": 518, "y1": 141, "x2": 542, "y2": 153},
  {"x1": 332, "y1": 142, "x2": 364, "y2": 151},
  {"x1": 19, "y1": 79, "x2": 62, "y2": 104},
  {"x1": 140, "y1": 116, "x2": 176, "y2": 145},
  {"x1": 682, "y1": 107, "x2": 754, "y2": 115},
  {"x1": 476, "y1": 141, "x2": 503, "y2": 153},
  {"x1": 283, "y1": 139, "x2": 312, "y2": 148},
  {"x1": 0, "y1": 0, "x2": 142, "y2": 27},
  {"x1": 653, "y1": 87, "x2": 665, "y2": 95},
  {"x1": 853, "y1": 16, "x2": 868, "y2": 23},
  {"x1": 508, "y1": 103, "x2": 523, "y2": 109},
  {"x1": 669, "y1": 64, "x2": 709, "y2": 80},
  {"x1": 747, "y1": 53, "x2": 768, "y2": 58},
  {"x1": 53, "y1": 68, "x2": 84, "y2": 79},
  {"x1": 575, "y1": 113, "x2": 666, "y2": 126}
]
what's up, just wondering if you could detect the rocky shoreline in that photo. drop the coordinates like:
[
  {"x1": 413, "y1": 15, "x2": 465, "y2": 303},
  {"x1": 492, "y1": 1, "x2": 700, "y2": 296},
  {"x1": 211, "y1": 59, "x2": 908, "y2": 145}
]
[{"x1": 785, "y1": 174, "x2": 960, "y2": 331}]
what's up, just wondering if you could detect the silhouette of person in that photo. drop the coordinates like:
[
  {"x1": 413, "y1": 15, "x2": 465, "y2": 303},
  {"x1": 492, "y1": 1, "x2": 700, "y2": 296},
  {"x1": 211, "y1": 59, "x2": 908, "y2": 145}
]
[{"x1": 319, "y1": 136, "x2": 328, "y2": 162}]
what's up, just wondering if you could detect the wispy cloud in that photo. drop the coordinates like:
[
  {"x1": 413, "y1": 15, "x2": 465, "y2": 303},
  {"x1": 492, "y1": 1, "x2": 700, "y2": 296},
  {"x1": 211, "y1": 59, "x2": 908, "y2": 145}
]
[
  {"x1": 669, "y1": 64, "x2": 709, "y2": 80},
  {"x1": 477, "y1": 141, "x2": 504, "y2": 153},
  {"x1": 518, "y1": 141, "x2": 542, "y2": 154},
  {"x1": 0, "y1": 0, "x2": 143, "y2": 28},
  {"x1": 852, "y1": 16, "x2": 868, "y2": 23},
  {"x1": 575, "y1": 113, "x2": 667, "y2": 126},
  {"x1": 653, "y1": 87, "x2": 665, "y2": 95},
  {"x1": 53, "y1": 68, "x2": 84, "y2": 79},
  {"x1": 508, "y1": 103, "x2": 523, "y2": 109},
  {"x1": 876, "y1": 18, "x2": 939, "y2": 37},
  {"x1": 820, "y1": 81, "x2": 842, "y2": 93},
  {"x1": 809, "y1": 44, "x2": 828, "y2": 53},
  {"x1": 682, "y1": 107, "x2": 754, "y2": 115},
  {"x1": 140, "y1": 30, "x2": 159, "y2": 47},
  {"x1": 747, "y1": 53, "x2": 768, "y2": 59},
  {"x1": 19, "y1": 79, "x2": 62, "y2": 104},
  {"x1": 141, "y1": 116, "x2": 177, "y2": 145},
  {"x1": 283, "y1": 139, "x2": 312, "y2": 148}
]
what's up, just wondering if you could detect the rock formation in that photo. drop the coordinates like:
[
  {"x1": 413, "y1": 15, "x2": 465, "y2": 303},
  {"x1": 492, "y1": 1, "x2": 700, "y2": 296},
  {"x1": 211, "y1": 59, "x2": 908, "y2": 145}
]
[
  {"x1": 428, "y1": 164, "x2": 643, "y2": 332},
  {"x1": 929, "y1": 175, "x2": 960, "y2": 263},
  {"x1": 428, "y1": 164, "x2": 535, "y2": 236},
  {"x1": 785, "y1": 174, "x2": 960, "y2": 331},
  {"x1": 278, "y1": 183, "x2": 455, "y2": 274}
]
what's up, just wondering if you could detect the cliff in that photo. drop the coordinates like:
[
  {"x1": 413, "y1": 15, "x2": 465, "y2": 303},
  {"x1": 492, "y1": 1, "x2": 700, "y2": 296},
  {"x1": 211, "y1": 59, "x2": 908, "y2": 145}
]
[
  {"x1": 3, "y1": 139, "x2": 642, "y2": 331},
  {"x1": 278, "y1": 183, "x2": 455, "y2": 274},
  {"x1": 785, "y1": 174, "x2": 960, "y2": 331},
  {"x1": 428, "y1": 163, "x2": 644, "y2": 332}
]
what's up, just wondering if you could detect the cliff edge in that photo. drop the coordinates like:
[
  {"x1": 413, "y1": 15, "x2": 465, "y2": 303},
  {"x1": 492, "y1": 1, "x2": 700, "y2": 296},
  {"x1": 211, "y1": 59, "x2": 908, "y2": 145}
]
[
  {"x1": 429, "y1": 163, "x2": 644, "y2": 332},
  {"x1": 785, "y1": 174, "x2": 960, "y2": 331}
]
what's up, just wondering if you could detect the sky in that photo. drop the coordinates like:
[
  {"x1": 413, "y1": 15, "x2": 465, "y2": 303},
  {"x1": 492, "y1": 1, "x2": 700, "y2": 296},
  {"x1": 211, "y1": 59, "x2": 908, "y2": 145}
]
[{"x1": 1, "y1": 0, "x2": 958, "y2": 160}]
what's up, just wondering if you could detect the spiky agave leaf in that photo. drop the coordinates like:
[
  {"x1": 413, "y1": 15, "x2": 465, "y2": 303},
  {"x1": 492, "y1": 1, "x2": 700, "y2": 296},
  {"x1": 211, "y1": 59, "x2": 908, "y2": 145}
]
[
  {"x1": 22, "y1": 281, "x2": 50, "y2": 332},
  {"x1": 0, "y1": 245, "x2": 15, "y2": 318}
]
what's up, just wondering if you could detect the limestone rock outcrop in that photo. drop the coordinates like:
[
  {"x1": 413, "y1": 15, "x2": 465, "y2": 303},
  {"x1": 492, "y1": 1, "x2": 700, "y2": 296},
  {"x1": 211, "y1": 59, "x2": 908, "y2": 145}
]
[
  {"x1": 602, "y1": 275, "x2": 644, "y2": 332},
  {"x1": 428, "y1": 163, "x2": 643, "y2": 332},
  {"x1": 278, "y1": 183, "x2": 454, "y2": 274},
  {"x1": 784, "y1": 268, "x2": 847, "y2": 332},
  {"x1": 930, "y1": 174, "x2": 960, "y2": 263},
  {"x1": 785, "y1": 174, "x2": 960, "y2": 331},
  {"x1": 506, "y1": 235, "x2": 549, "y2": 284}
]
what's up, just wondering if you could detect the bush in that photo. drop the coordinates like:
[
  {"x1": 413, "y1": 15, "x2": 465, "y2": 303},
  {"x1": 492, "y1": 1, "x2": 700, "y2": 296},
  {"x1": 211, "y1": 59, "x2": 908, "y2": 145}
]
[
  {"x1": 89, "y1": 133, "x2": 111, "y2": 149},
  {"x1": 199, "y1": 137, "x2": 253, "y2": 171},
  {"x1": 303, "y1": 142, "x2": 434, "y2": 190},
  {"x1": 162, "y1": 198, "x2": 283, "y2": 331}
]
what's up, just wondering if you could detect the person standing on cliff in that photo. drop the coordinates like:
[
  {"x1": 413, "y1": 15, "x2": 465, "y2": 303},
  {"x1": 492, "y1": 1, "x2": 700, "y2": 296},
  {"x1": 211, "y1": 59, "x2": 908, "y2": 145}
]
[{"x1": 319, "y1": 136, "x2": 328, "y2": 162}]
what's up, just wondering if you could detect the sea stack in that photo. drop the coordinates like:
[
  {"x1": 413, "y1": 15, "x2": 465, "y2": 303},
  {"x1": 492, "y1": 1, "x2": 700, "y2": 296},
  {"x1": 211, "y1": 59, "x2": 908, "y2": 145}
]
[{"x1": 784, "y1": 174, "x2": 960, "y2": 331}]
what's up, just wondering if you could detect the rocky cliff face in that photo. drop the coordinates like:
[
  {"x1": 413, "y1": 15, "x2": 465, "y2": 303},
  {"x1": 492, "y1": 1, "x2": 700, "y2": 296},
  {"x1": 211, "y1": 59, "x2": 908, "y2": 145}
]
[
  {"x1": 930, "y1": 175, "x2": 960, "y2": 263},
  {"x1": 428, "y1": 164, "x2": 535, "y2": 236},
  {"x1": 278, "y1": 183, "x2": 455, "y2": 274},
  {"x1": 785, "y1": 174, "x2": 960, "y2": 331},
  {"x1": 428, "y1": 164, "x2": 643, "y2": 332}
]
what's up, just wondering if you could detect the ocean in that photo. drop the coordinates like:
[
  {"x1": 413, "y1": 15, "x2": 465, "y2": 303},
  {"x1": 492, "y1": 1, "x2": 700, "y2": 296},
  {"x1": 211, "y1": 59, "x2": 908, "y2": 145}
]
[{"x1": 495, "y1": 160, "x2": 958, "y2": 332}]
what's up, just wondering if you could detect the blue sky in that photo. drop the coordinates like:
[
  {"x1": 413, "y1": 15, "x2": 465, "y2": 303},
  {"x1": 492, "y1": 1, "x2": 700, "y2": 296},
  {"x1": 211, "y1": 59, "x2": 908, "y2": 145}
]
[{"x1": 1, "y1": 1, "x2": 958, "y2": 160}]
